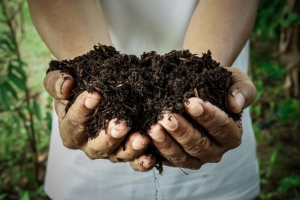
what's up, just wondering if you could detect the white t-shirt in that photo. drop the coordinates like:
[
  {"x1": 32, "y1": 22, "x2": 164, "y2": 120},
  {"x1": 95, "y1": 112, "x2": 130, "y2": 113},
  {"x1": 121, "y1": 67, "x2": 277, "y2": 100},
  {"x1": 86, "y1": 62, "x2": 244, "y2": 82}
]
[{"x1": 45, "y1": 1, "x2": 260, "y2": 199}]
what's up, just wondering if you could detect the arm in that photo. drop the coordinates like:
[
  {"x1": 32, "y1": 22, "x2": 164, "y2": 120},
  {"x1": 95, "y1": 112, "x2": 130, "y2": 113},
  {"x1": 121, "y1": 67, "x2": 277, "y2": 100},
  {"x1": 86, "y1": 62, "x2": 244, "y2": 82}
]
[
  {"x1": 185, "y1": 0, "x2": 259, "y2": 66},
  {"x1": 28, "y1": 0, "x2": 153, "y2": 168},
  {"x1": 28, "y1": 0, "x2": 112, "y2": 60}
]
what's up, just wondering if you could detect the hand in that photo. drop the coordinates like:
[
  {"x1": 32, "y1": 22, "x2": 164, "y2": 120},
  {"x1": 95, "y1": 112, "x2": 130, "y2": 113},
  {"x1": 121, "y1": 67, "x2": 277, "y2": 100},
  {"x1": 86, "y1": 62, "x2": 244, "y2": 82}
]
[
  {"x1": 44, "y1": 70, "x2": 155, "y2": 171},
  {"x1": 143, "y1": 67, "x2": 257, "y2": 170}
]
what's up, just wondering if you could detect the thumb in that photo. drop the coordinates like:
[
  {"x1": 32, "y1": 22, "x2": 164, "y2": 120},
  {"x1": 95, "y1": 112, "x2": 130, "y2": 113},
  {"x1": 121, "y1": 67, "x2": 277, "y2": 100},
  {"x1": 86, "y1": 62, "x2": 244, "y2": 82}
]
[
  {"x1": 225, "y1": 67, "x2": 257, "y2": 114},
  {"x1": 43, "y1": 70, "x2": 75, "y2": 100}
]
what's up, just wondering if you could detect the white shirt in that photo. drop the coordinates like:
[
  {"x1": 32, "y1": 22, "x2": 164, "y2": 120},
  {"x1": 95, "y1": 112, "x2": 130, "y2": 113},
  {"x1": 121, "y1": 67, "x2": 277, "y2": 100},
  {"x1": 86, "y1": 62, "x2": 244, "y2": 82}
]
[{"x1": 45, "y1": 1, "x2": 260, "y2": 199}]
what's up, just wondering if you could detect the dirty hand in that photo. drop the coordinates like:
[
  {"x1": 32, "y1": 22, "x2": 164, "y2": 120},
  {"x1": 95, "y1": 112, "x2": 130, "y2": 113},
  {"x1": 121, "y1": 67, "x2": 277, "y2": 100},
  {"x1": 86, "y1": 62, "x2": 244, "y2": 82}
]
[
  {"x1": 140, "y1": 67, "x2": 257, "y2": 170},
  {"x1": 44, "y1": 70, "x2": 155, "y2": 170}
]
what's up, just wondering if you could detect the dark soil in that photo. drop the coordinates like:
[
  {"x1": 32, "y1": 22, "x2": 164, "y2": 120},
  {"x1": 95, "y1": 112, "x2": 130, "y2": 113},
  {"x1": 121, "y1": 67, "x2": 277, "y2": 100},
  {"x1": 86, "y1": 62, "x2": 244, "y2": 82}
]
[{"x1": 47, "y1": 44, "x2": 240, "y2": 163}]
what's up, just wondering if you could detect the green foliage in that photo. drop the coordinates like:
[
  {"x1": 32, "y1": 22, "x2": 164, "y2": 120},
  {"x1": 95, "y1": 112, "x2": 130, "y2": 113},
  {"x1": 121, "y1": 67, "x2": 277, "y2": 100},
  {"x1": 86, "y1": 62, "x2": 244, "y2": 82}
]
[
  {"x1": 278, "y1": 98, "x2": 300, "y2": 123},
  {"x1": 251, "y1": 1, "x2": 300, "y2": 200},
  {"x1": 253, "y1": 0, "x2": 287, "y2": 40},
  {"x1": 0, "y1": 1, "x2": 52, "y2": 199}
]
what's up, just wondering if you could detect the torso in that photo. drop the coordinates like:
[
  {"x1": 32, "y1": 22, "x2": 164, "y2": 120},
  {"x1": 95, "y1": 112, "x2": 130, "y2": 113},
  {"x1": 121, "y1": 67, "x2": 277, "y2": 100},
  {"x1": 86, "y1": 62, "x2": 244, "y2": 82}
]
[{"x1": 45, "y1": 1, "x2": 259, "y2": 199}]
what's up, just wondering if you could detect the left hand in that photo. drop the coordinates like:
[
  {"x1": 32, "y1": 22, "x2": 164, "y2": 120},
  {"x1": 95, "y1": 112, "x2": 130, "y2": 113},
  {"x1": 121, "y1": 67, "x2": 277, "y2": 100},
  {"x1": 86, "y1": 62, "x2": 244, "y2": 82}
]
[{"x1": 130, "y1": 67, "x2": 257, "y2": 171}]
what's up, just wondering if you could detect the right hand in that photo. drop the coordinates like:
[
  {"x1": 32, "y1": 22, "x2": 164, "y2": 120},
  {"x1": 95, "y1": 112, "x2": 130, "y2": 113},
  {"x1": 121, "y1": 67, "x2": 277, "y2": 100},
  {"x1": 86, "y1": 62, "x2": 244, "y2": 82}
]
[{"x1": 44, "y1": 70, "x2": 156, "y2": 171}]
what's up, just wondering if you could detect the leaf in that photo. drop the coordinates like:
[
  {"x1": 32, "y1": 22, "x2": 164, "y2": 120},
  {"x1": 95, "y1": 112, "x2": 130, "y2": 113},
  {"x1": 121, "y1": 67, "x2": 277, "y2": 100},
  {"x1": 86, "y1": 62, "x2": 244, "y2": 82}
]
[
  {"x1": 0, "y1": 84, "x2": 10, "y2": 109},
  {"x1": 254, "y1": 104, "x2": 262, "y2": 117},
  {"x1": 11, "y1": 58, "x2": 27, "y2": 68},
  {"x1": 33, "y1": 185, "x2": 44, "y2": 195},
  {"x1": 8, "y1": 73, "x2": 26, "y2": 90},
  {"x1": 260, "y1": 178, "x2": 269, "y2": 185},
  {"x1": 33, "y1": 99, "x2": 41, "y2": 119},
  {"x1": 1, "y1": 31, "x2": 15, "y2": 44},
  {"x1": 46, "y1": 111, "x2": 52, "y2": 131},
  {"x1": 0, "y1": 38, "x2": 15, "y2": 52},
  {"x1": 0, "y1": 193, "x2": 7, "y2": 200},
  {"x1": 0, "y1": 31, "x2": 15, "y2": 52},
  {"x1": 3, "y1": 81, "x2": 18, "y2": 100},
  {"x1": 253, "y1": 123, "x2": 262, "y2": 142},
  {"x1": 24, "y1": 170, "x2": 36, "y2": 185},
  {"x1": 266, "y1": 149, "x2": 278, "y2": 178},
  {"x1": 13, "y1": 64, "x2": 27, "y2": 79},
  {"x1": 9, "y1": 59, "x2": 27, "y2": 80},
  {"x1": 19, "y1": 191, "x2": 30, "y2": 200}
]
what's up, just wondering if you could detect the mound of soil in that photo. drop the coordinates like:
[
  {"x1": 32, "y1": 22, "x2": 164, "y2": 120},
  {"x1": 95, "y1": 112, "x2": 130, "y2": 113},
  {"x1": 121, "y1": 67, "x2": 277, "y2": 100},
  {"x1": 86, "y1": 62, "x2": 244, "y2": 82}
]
[{"x1": 47, "y1": 44, "x2": 240, "y2": 166}]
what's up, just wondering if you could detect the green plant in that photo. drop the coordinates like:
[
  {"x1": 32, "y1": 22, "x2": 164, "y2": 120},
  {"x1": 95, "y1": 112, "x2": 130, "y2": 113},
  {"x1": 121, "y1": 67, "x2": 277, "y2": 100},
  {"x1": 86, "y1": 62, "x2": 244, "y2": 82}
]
[
  {"x1": 0, "y1": 0, "x2": 52, "y2": 199},
  {"x1": 250, "y1": 2, "x2": 300, "y2": 200}
]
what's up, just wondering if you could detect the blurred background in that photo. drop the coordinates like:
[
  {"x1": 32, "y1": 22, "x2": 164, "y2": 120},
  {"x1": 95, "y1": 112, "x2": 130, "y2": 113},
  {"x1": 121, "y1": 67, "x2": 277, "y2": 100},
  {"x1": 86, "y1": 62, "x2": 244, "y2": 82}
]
[{"x1": 0, "y1": 0, "x2": 299, "y2": 199}]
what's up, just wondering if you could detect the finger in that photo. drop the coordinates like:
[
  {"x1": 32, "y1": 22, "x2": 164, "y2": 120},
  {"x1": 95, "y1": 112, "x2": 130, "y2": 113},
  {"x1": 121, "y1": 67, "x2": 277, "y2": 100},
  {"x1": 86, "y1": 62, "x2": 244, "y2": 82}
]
[
  {"x1": 225, "y1": 67, "x2": 257, "y2": 113},
  {"x1": 130, "y1": 154, "x2": 156, "y2": 172},
  {"x1": 59, "y1": 91, "x2": 101, "y2": 149},
  {"x1": 158, "y1": 113, "x2": 223, "y2": 164},
  {"x1": 109, "y1": 132, "x2": 150, "y2": 162},
  {"x1": 54, "y1": 99, "x2": 68, "y2": 124},
  {"x1": 148, "y1": 123, "x2": 202, "y2": 169},
  {"x1": 43, "y1": 70, "x2": 75, "y2": 100},
  {"x1": 83, "y1": 119, "x2": 130, "y2": 159},
  {"x1": 185, "y1": 97, "x2": 242, "y2": 150}
]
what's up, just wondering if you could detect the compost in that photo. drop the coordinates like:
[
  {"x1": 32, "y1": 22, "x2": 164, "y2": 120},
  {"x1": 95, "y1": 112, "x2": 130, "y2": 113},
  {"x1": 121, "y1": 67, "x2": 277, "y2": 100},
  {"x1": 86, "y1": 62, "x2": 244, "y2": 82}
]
[{"x1": 47, "y1": 44, "x2": 240, "y2": 166}]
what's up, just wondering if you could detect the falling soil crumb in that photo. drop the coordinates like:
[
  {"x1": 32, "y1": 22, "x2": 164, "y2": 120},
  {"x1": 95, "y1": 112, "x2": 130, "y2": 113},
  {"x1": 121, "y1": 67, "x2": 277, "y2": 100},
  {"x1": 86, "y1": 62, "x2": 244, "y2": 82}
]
[{"x1": 47, "y1": 44, "x2": 241, "y2": 171}]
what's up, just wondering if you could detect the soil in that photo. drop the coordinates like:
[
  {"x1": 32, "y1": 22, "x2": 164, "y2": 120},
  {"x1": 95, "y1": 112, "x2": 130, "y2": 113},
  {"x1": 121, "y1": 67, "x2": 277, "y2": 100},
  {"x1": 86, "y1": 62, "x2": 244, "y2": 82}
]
[{"x1": 47, "y1": 44, "x2": 240, "y2": 163}]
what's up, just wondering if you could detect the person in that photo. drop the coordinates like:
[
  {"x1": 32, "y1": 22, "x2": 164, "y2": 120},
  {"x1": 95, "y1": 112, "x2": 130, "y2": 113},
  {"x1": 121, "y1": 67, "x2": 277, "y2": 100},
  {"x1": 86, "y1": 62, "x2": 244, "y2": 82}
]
[{"x1": 27, "y1": 0, "x2": 260, "y2": 199}]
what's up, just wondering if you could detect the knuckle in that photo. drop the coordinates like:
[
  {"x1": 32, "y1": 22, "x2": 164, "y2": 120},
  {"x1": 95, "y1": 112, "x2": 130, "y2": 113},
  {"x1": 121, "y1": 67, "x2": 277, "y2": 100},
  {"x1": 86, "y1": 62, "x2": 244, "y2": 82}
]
[
  {"x1": 73, "y1": 134, "x2": 86, "y2": 147},
  {"x1": 62, "y1": 140, "x2": 76, "y2": 149},
  {"x1": 209, "y1": 116, "x2": 230, "y2": 137},
  {"x1": 87, "y1": 156, "x2": 96, "y2": 160},
  {"x1": 225, "y1": 127, "x2": 243, "y2": 149},
  {"x1": 172, "y1": 154, "x2": 188, "y2": 165},
  {"x1": 89, "y1": 145, "x2": 109, "y2": 158},
  {"x1": 99, "y1": 135, "x2": 119, "y2": 150},
  {"x1": 97, "y1": 151, "x2": 109, "y2": 158},
  {"x1": 109, "y1": 158, "x2": 117, "y2": 163},
  {"x1": 64, "y1": 117, "x2": 86, "y2": 132},
  {"x1": 230, "y1": 137, "x2": 242, "y2": 149},
  {"x1": 74, "y1": 106, "x2": 92, "y2": 119},
  {"x1": 85, "y1": 152, "x2": 97, "y2": 160},
  {"x1": 109, "y1": 155, "x2": 121, "y2": 163},
  {"x1": 193, "y1": 165, "x2": 201, "y2": 170},
  {"x1": 193, "y1": 163, "x2": 202, "y2": 170},
  {"x1": 159, "y1": 140, "x2": 173, "y2": 151},
  {"x1": 209, "y1": 155, "x2": 223, "y2": 163},
  {"x1": 198, "y1": 139, "x2": 211, "y2": 156},
  {"x1": 123, "y1": 152, "x2": 136, "y2": 161},
  {"x1": 187, "y1": 137, "x2": 210, "y2": 157},
  {"x1": 60, "y1": 119, "x2": 86, "y2": 147}
]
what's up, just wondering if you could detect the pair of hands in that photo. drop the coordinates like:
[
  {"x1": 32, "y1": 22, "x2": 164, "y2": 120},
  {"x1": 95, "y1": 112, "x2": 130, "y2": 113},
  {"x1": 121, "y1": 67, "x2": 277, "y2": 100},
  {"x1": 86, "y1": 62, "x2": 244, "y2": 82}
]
[{"x1": 44, "y1": 67, "x2": 256, "y2": 172}]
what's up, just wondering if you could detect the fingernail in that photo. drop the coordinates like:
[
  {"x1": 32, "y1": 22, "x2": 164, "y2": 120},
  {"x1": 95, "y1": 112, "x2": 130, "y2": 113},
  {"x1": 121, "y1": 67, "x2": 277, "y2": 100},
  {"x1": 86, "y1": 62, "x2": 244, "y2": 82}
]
[
  {"x1": 159, "y1": 114, "x2": 178, "y2": 131},
  {"x1": 55, "y1": 75, "x2": 72, "y2": 95},
  {"x1": 148, "y1": 125, "x2": 165, "y2": 142},
  {"x1": 111, "y1": 123, "x2": 128, "y2": 138},
  {"x1": 188, "y1": 102, "x2": 203, "y2": 116},
  {"x1": 85, "y1": 92, "x2": 100, "y2": 109},
  {"x1": 55, "y1": 77, "x2": 65, "y2": 95},
  {"x1": 234, "y1": 93, "x2": 245, "y2": 111},
  {"x1": 132, "y1": 136, "x2": 145, "y2": 150}
]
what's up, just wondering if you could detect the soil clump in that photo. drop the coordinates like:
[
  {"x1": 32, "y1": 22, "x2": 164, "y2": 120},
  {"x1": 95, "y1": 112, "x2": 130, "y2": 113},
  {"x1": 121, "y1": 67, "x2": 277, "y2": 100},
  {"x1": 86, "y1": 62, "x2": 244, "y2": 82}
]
[{"x1": 47, "y1": 44, "x2": 240, "y2": 165}]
